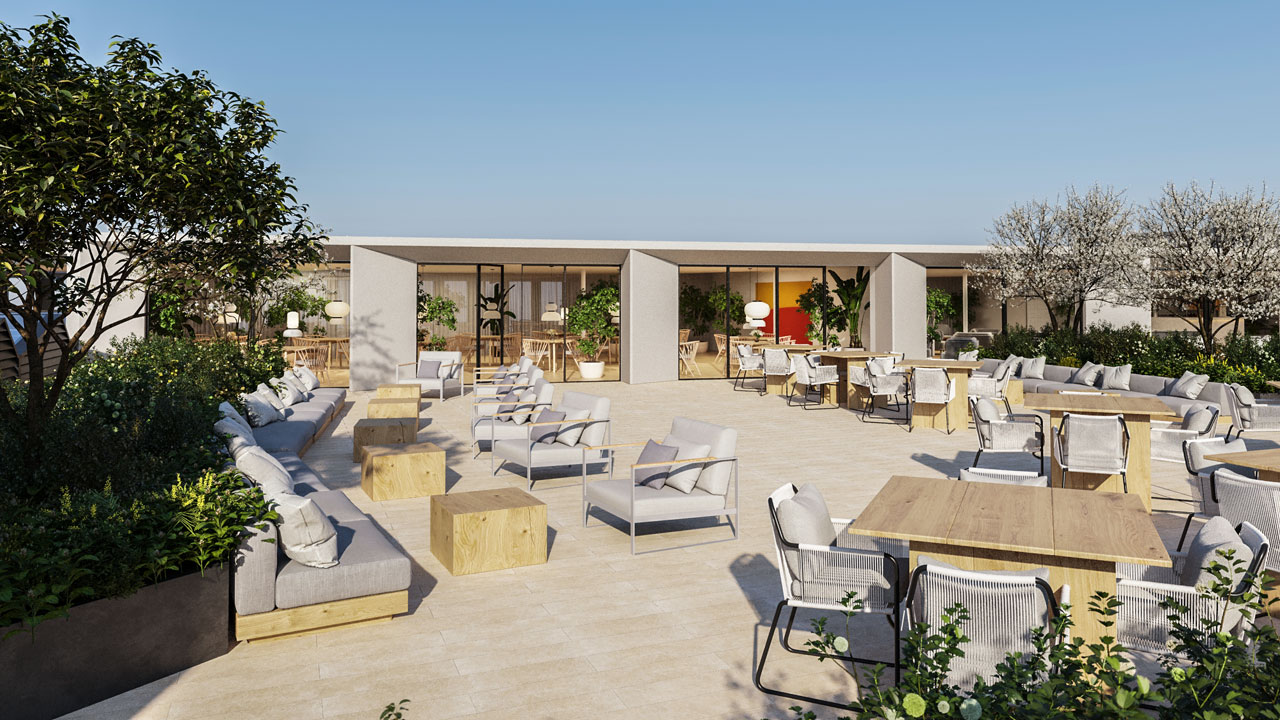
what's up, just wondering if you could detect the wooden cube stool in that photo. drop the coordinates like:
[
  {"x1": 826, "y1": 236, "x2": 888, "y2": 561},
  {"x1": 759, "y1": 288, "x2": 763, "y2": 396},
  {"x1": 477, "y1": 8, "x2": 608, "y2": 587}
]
[
  {"x1": 352, "y1": 417, "x2": 416, "y2": 462},
  {"x1": 361, "y1": 441, "x2": 446, "y2": 501},
  {"x1": 367, "y1": 397, "x2": 420, "y2": 419},
  {"x1": 377, "y1": 383, "x2": 421, "y2": 399},
  {"x1": 431, "y1": 488, "x2": 547, "y2": 575}
]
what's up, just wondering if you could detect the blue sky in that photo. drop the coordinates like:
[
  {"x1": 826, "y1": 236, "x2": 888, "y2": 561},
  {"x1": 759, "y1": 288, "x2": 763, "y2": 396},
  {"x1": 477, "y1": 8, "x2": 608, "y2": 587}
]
[{"x1": 7, "y1": 2, "x2": 1280, "y2": 243}]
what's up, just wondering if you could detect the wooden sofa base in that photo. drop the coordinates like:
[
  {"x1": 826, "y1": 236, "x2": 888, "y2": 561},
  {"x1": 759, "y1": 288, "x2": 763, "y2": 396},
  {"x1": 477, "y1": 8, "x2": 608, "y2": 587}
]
[{"x1": 235, "y1": 589, "x2": 408, "y2": 643}]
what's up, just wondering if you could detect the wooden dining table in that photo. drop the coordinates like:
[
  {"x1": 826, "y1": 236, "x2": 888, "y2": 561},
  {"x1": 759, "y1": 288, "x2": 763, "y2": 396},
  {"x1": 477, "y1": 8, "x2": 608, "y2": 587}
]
[
  {"x1": 1022, "y1": 393, "x2": 1176, "y2": 512},
  {"x1": 849, "y1": 475, "x2": 1171, "y2": 648},
  {"x1": 305, "y1": 336, "x2": 349, "y2": 368},
  {"x1": 895, "y1": 359, "x2": 984, "y2": 431},
  {"x1": 814, "y1": 350, "x2": 898, "y2": 408},
  {"x1": 1204, "y1": 447, "x2": 1280, "y2": 482}
]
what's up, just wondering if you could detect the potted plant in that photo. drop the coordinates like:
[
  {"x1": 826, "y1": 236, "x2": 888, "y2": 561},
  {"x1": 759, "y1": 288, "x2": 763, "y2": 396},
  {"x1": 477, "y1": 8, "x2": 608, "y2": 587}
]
[
  {"x1": 417, "y1": 284, "x2": 459, "y2": 350},
  {"x1": 565, "y1": 281, "x2": 620, "y2": 380}
]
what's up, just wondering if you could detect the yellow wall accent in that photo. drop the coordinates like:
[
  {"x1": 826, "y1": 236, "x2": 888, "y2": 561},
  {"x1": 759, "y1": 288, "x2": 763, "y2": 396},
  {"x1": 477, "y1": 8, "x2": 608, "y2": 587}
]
[{"x1": 757, "y1": 281, "x2": 811, "y2": 308}]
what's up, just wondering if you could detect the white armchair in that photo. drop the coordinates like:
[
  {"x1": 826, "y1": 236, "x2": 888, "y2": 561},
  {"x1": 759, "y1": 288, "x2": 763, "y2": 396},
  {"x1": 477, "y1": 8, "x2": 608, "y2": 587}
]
[
  {"x1": 967, "y1": 360, "x2": 1014, "y2": 415},
  {"x1": 1054, "y1": 413, "x2": 1129, "y2": 493},
  {"x1": 908, "y1": 367, "x2": 956, "y2": 433},
  {"x1": 469, "y1": 378, "x2": 556, "y2": 456},
  {"x1": 395, "y1": 351, "x2": 463, "y2": 401},
  {"x1": 492, "y1": 391, "x2": 611, "y2": 490},
  {"x1": 787, "y1": 355, "x2": 838, "y2": 409}
]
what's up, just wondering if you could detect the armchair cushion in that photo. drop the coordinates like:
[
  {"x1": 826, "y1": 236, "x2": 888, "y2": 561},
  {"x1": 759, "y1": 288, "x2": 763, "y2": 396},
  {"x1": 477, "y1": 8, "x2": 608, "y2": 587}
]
[
  {"x1": 1100, "y1": 364, "x2": 1132, "y2": 391},
  {"x1": 1168, "y1": 371, "x2": 1210, "y2": 400},
  {"x1": 1182, "y1": 516, "x2": 1253, "y2": 588},
  {"x1": 776, "y1": 483, "x2": 838, "y2": 575},
  {"x1": 1019, "y1": 356, "x2": 1046, "y2": 379},
  {"x1": 417, "y1": 358, "x2": 442, "y2": 379},
  {"x1": 659, "y1": 434, "x2": 712, "y2": 493},
  {"x1": 634, "y1": 440, "x2": 679, "y2": 489},
  {"x1": 1182, "y1": 407, "x2": 1217, "y2": 434},
  {"x1": 532, "y1": 410, "x2": 565, "y2": 444},
  {"x1": 585, "y1": 478, "x2": 725, "y2": 522},
  {"x1": 669, "y1": 417, "x2": 737, "y2": 495},
  {"x1": 555, "y1": 408, "x2": 592, "y2": 447}
]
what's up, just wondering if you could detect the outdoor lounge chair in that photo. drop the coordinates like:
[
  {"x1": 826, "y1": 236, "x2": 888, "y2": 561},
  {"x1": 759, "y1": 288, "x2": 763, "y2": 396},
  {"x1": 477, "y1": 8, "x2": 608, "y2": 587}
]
[
  {"x1": 1224, "y1": 382, "x2": 1280, "y2": 440},
  {"x1": 1195, "y1": 469, "x2": 1279, "y2": 583},
  {"x1": 492, "y1": 391, "x2": 611, "y2": 490},
  {"x1": 472, "y1": 356, "x2": 537, "y2": 398},
  {"x1": 1117, "y1": 516, "x2": 1268, "y2": 655},
  {"x1": 970, "y1": 397, "x2": 1045, "y2": 473},
  {"x1": 756, "y1": 483, "x2": 906, "y2": 707},
  {"x1": 967, "y1": 359, "x2": 1015, "y2": 414},
  {"x1": 787, "y1": 354, "x2": 837, "y2": 409},
  {"x1": 469, "y1": 378, "x2": 556, "y2": 456},
  {"x1": 1176, "y1": 437, "x2": 1257, "y2": 548},
  {"x1": 581, "y1": 417, "x2": 739, "y2": 554},
  {"x1": 906, "y1": 558, "x2": 1066, "y2": 690},
  {"x1": 852, "y1": 360, "x2": 908, "y2": 424},
  {"x1": 395, "y1": 350, "x2": 463, "y2": 401},
  {"x1": 1054, "y1": 412, "x2": 1129, "y2": 493}
]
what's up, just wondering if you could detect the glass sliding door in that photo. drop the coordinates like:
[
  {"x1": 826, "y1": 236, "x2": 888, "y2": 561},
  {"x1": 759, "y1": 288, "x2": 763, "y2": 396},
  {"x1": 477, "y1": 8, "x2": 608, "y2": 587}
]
[
  {"x1": 518, "y1": 264, "x2": 567, "y2": 382},
  {"x1": 417, "y1": 263, "x2": 477, "y2": 379},
  {"x1": 678, "y1": 266, "x2": 731, "y2": 379},
  {"x1": 477, "y1": 264, "x2": 516, "y2": 372},
  {"x1": 777, "y1": 266, "x2": 827, "y2": 345},
  {"x1": 563, "y1": 266, "x2": 621, "y2": 381}
]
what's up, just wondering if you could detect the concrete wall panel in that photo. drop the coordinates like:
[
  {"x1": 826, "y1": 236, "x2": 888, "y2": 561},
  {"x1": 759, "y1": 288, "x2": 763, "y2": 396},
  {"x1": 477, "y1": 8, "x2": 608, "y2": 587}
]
[
  {"x1": 350, "y1": 247, "x2": 417, "y2": 391},
  {"x1": 622, "y1": 251, "x2": 678, "y2": 383}
]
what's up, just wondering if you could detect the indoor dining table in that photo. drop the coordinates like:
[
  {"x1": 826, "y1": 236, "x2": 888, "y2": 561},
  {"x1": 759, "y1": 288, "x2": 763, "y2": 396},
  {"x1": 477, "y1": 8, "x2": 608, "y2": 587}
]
[
  {"x1": 849, "y1": 475, "x2": 1170, "y2": 648},
  {"x1": 1022, "y1": 392, "x2": 1176, "y2": 512}
]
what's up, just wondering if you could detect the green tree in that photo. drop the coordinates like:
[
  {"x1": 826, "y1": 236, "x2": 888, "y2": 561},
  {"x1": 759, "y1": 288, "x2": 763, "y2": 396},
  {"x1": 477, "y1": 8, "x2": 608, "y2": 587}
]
[
  {"x1": 926, "y1": 287, "x2": 959, "y2": 343},
  {"x1": 0, "y1": 16, "x2": 322, "y2": 482},
  {"x1": 416, "y1": 284, "x2": 459, "y2": 348},
  {"x1": 796, "y1": 279, "x2": 841, "y2": 345},
  {"x1": 566, "y1": 281, "x2": 620, "y2": 359},
  {"x1": 830, "y1": 268, "x2": 871, "y2": 346}
]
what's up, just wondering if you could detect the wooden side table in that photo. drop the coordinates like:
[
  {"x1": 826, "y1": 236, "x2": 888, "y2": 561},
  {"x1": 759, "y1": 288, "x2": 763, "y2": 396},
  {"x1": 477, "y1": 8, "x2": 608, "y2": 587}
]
[
  {"x1": 367, "y1": 397, "x2": 420, "y2": 419},
  {"x1": 377, "y1": 383, "x2": 422, "y2": 399},
  {"x1": 361, "y1": 442, "x2": 446, "y2": 500},
  {"x1": 352, "y1": 417, "x2": 417, "y2": 461},
  {"x1": 431, "y1": 488, "x2": 547, "y2": 575}
]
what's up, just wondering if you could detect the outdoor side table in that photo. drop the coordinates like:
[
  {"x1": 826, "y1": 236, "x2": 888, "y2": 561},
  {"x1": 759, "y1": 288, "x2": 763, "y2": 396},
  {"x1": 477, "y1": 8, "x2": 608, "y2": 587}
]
[
  {"x1": 361, "y1": 441, "x2": 446, "y2": 501},
  {"x1": 431, "y1": 488, "x2": 547, "y2": 575},
  {"x1": 376, "y1": 383, "x2": 422, "y2": 399},
  {"x1": 352, "y1": 417, "x2": 417, "y2": 461},
  {"x1": 367, "y1": 397, "x2": 420, "y2": 419}
]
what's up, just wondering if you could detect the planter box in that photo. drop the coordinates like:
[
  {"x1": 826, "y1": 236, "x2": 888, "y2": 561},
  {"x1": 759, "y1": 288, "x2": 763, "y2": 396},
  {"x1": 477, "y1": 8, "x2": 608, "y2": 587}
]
[{"x1": 0, "y1": 565, "x2": 231, "y2": 720}]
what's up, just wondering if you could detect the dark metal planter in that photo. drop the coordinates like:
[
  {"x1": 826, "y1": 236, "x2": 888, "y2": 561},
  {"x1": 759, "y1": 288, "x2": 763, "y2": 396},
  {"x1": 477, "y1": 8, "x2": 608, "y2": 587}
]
[{"x1": 0, "y1": 564, "x2": 232, "y2": 720}]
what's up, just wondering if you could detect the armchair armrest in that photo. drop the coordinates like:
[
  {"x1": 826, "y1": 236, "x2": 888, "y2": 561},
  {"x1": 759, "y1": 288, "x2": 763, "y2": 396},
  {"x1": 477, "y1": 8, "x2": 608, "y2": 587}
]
[
  {"x1": 395, "y1": 361, "x2": 417, "y2": 368},
  {"x1": 630, "y1": 456, "x2": 719, "y2": 471},
  {"x1": 587, "y1": 441, "x2": 649, "y2": 451}
]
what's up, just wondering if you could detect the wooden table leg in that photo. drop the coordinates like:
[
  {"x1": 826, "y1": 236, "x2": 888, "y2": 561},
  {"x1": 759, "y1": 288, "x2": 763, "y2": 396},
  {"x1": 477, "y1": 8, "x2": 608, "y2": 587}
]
[
  {"x1": 910, "y1": 543, "x2": 1116, "y2": 649},
  {"x1": 766, "y1": 373, "x2": 792, "y2": 396},
  {"x1": 952, "y1": 371, "x2": 971, "y2": 425},
  {"x1": 821, "y1": 357, "x2": 851, "y2": 407}
]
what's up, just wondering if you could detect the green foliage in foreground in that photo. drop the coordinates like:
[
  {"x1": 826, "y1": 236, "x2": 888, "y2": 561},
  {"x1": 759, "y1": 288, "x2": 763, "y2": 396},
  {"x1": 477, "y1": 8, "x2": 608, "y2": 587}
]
[
  {"x1": 777, "y1": 555, "x2": 1279, "y2": 720},
  {"x1": 980, "y1": 323, "x2": 1279, "y2": 392}
]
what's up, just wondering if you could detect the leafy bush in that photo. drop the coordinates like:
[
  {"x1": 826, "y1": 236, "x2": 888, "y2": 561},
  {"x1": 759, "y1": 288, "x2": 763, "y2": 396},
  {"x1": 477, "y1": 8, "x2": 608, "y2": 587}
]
[
  {"x1": 0, "y1": 470, "x2": 275, "y2": 640},
  {"x1": 785, "y1": 557, "x2": 1277, "y2": 720},
  {"x1": 980, "y1": 323, "x2": 1275, "y2": 392}
]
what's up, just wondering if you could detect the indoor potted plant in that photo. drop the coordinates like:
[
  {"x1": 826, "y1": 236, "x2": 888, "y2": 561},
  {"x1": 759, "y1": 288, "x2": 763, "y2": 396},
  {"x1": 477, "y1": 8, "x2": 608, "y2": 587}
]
[{"x1": 565, "y1": 281, "x2": 620, "y2": 380}]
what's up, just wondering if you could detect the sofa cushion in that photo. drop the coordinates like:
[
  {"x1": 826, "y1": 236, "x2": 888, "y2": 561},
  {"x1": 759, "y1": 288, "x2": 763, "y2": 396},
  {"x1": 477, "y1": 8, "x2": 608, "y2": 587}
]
[
  {"x1": 215, "y1": 417, "x2": 257, "y2": 458},
  {"x1": 1042, "y1": 365, "x2": 1074, "y2": 383},
  {"x1": 1183, "y1": 516, "x2": 1253, "y2": 588},
  {"x1": 270, "y1": 451, "x2": 330, "y2": 495},
  {"x1": 274, "y1": 519, "x2": 410, "y2": 609},
  {"x1": 282, "y1": 404, "x2": 329, "y2": 431},
  {"x1": 1158, "y1": 396, "x2": 1218, "y2": 418},
  {"x1": 1128, "y1": 374, "x2": 1169, "y2": 396},
  {"x1": 634, "y1": 440, "x2": 679, "y2": 489},
  {"x1": 555, "y1": 408, "x2": 592, "y2": 447},
  {"x1": 1100, "y1": 364, "x2": 1132, "y2": 391},
  {"x1": 241, "y1": 392, "x2": 284, "y2": 427},
  {"x1": 309, "y1": 387, "x2": 347, "y2": 407},
  {"x1": 660, "y1": 434, "x2": 712, "y2": 494},
  {"x1": 252, "y1": 420, "x2": 314, "y2": 455},
  {"x1": 1019, "y1": 356, "x2": 1046, "y2": 380},
  {"x1": 235, "y1": 446, "x2": 295, "y2": 496},
  {"x1": 1068, "y1": 362, "x2": 1102, "y2": 387},
  {"x1": 307, "y1": 490, "x2": 369, "y2": 525},
  {"x1": 271, "y1": 492, "x2": 339, "y2": 569},
  {"x1": 530, "y1": 409, "x2": 564, "y2": 444},
  {"x1": 585, "y1": 477, "x2": 726, "y2": 523},
  {"x1": 1168, "y1": 371, "x2": 1210, "y2": 400}
]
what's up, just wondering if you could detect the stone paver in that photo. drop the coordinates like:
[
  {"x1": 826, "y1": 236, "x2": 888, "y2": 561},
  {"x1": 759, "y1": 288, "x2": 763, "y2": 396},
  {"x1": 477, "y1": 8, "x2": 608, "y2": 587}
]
[{"x1": 61, "y1": 378, "x2": 1202, "y2": 719}]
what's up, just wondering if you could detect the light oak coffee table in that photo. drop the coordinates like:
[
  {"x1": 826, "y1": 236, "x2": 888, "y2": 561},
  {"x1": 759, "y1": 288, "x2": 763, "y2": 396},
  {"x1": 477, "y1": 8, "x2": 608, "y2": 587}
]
[
  {"x1": 361, "y1": 441, "x2": 446, "y2": 501},
  {"x1": 352, "y1": 417, "x2": 417, "y2": 461},
  {"x1": 367, "y1": 397, "x2": 420, "y2": 419},
  {"x1": 431, "y1": 488, "x2": 547, "y2": 575},
  {"x1": 376, "y1": 383, "x2": 422, "y2": 399}
]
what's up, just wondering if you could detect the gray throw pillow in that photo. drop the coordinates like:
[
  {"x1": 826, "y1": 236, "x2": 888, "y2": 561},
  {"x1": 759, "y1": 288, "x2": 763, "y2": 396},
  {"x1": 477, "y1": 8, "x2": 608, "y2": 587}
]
[
  {"x1": 240, "y1": 392, "x2": 284, "y2": 427},
  {"x1": 1181, "y1": 408, "x2": 1216, "y2": 435},
  {"x1": 511, "y1": 389, "x2": 538, "y2": 425},
  {"x1": 498, "y1": 391, "x2": 520, "y2": 417},
  {"x1": 555, "y1": 408, "x2": 592, "y2": 447},
  {"x1": 1020, "y1": 356, "x2": 1046, "y2": 380},
  {"x1": 530, "y1": 409, "x2": 564, "y2": 444},
  {"x1": 280, "y1": 372, "x2": 311, "y2": 399},
  {"x1": 634, "y1": 439, "x2": 679, "y2": 489},
  {"x1": 1002, "y1": 354, "x2": 1022, "y2": 375},
  {"x1": 1100, "y1": 364, "x2": 1132, "y2": 391},
  {"x1": 255, "y1": 383, "x2": 286, "y2": 411},
  {"x1": 235, "y1": 445, "x2": 295, "y2": 497},
  {"x1": 271, "y1": 493, "x2": 339, "y2": 568},
  {"x1": 1233, "y1": 384, "x2": 1256, "y2": 407},
  {"x1": 215, "y1": 417, "x2": 257, "y2": 458},
  {"x1": 219, "y1": 401, "x2": 254, "y2": 435},
  {"x1": 417, "y1": 359, "x2": 442, "y2": 379},
  {"x1": 1067, "y1": 361, "x2": 1102, "y2": 387},
  {"x1": 775, "y1": 484, "x2": 837, "y2": 579},
  {"x1": 1169, "y1": 371, "x2": 1210, "y2": 400},
  {"x1": 660, "y1": 434, "x2": 713, "y2": 494},
  {"x1": 273, "y1": 378, "x2": 305, "y2": 407},
  {"x1": 291, "y1": 365, "x2": 321, "y2": 391}
]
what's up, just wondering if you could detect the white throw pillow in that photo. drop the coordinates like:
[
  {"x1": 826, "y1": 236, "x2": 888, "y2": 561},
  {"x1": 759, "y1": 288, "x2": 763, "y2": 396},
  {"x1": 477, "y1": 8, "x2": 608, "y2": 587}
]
[
  {"x1": 660, "y1": 434, "x2": 712, "y2": 494},
  {"x1": 214, "y1": 417, "x2": 257, "y2": 458},
  {"x1": 218, "y1": 401, "x2": 254, "y2": 435},
  {"x1": 234, "y1": 446, "x2": 295, "y2": 497},
  {"x1": 240, "y1": 392, "x2": 284, "y2": 427},
  {"x1": 1100, "y1": 364, "x2": 1132, "y2": 391},
  {"x1": 1168, "y1": 371, "x2": 1210, "y2": 400},
  {"x1": 1020, "y1": 356, "x2": 1046, "y2": 380},
  {"x1": 511, "y1": 389, "x2": 539, "y2": 425},
  {"x1": 271, "y1": 377, "x2": 304, "y2": 407},
  {"x1": 255, "y1": 383, "x2": 286, "y2": 411},
  {"x1": 292, "y1": 365, "x2": 321, "y2": 391},
  {"x1": 271, "y1": 493, "x2": 339, "y2": 568},
  {"x1": 1068, "y1": 361, "x2": 1103, "y2": 387},
  {"x1": 555, "y1": 408, "x2": 592, "y2": 447},
  {"x1": 280, "y1": 372, "x2": 311, "y2": 399}
]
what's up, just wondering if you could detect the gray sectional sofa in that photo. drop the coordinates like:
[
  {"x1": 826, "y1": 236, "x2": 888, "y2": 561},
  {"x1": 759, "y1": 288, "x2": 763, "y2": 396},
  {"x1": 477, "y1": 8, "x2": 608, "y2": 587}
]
[
  {"x1": 224, "y1": 383, "x2": 412, "y2": 642},
  {"x1": 978, "y1": 359, "x2": 1230, "y2": 418}
]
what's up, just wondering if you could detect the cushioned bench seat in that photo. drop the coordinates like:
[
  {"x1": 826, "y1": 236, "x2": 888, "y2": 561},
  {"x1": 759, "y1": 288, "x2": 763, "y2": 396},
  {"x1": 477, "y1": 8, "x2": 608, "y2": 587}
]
[
  {"x1": 253, "y1": 420, "x2": 315, "y2": 455},
  {"x1": 270, "y1": 451, "x2": 330, "y2": 495},
  {"x1": 985, "y1": 359, "x2": 1228, "y2": 419},
  {"x1": 585, "y1": 477, "x2": 727, "y2": 520},
  {"x1": 251, "y1": 390, "x2": 345, "y2": 454},
  {"x1": 274, "y1": 519, "x2": 411, "y2": 610}
]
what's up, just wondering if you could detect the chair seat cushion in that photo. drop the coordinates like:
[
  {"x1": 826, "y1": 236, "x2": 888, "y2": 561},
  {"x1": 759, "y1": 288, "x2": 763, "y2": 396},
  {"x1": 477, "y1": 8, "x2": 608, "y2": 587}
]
[
  {"x1": 252, "y1": 421, "x2": 315, "y2": 455},
  {"x1": 493, "y1": 438, "x2": 602, "y2": 467},
  {"x1": 585, "y1": 477, "x2": 726, "y2": 521},
  {"x1": 472, "y1": 417, "x2": 532, "y2": 444},
  {"x1": 275, "y1": 519, "x2": 411, "y2": 610}
]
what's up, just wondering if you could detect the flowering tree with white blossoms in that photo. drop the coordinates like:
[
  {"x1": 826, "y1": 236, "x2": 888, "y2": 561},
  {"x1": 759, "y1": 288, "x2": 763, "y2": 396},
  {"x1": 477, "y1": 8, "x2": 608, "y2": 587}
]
[
  {"x1": 1141, "y1": 182, "x2": 1280, "y2": 349},
  {"x1": 969, "y1": 186, "x2": 1146, "y2": 333}
]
